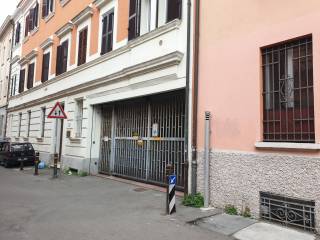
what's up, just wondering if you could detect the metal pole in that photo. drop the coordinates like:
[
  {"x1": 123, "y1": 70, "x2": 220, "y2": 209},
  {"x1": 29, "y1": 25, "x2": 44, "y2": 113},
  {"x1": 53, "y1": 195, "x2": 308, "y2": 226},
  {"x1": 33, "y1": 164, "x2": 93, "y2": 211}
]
[
  {"x1": 165, "y1": 164, "x2": 173, "y2": 214},
  {"x1": 19, "y1": 158, "x2": 24, "y2": 171},
  {"x1": 53, "y1": 153, "x2": 58, "y2": 178},
  {"x1": 53, "y1": 118, "x2": 58, "y2": 178},
  {"x1": 204, "y1": 111, "x2": 211, "y2": 208},
  {"x1": 54, "y1": 118, "x2": 58, "y2": 154}
]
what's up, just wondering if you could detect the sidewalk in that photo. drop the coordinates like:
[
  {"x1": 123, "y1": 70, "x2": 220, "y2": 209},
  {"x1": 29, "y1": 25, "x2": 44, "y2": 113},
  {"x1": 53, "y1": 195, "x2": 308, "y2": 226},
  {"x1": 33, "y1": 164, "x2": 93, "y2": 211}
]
[
  {"x1": 194, "y1": 213, "x2": 316, "y2": 240},
  {"x1": 8, "y1": 167, "x2": 317, "y2": 240}
]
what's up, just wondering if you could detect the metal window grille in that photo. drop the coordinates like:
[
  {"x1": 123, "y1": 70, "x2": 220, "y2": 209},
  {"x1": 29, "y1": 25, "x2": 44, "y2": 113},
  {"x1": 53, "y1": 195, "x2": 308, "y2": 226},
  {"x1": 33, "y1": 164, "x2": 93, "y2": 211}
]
[
  {"x1": 262, "y1": 37, "x2": 314, "y2": 143},
  {"x1": 0, "y1": 115, "x2": 4, "y2": 136},
  {"x1": 260, "y1": 192, "x2": 315, "y2": 231},
  {"x1": 75, "y1": 99, "x2": 83, "y2": 138},
  {"x1": 18, "y1": 113, "x2": 22, "y2": 137},
  {"x1": 27, "y1": 111, "x2": 31, "y2": 137},
  {"x1": 40, "y1": 107, "x2": 46, "y2": 138}
]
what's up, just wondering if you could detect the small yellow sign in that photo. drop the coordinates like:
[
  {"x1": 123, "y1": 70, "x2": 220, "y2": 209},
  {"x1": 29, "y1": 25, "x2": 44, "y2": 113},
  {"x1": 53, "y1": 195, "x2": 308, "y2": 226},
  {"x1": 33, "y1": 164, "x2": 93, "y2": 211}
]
[{"x1": 137, "y1": 139, "x2": 144, "y2": 147}]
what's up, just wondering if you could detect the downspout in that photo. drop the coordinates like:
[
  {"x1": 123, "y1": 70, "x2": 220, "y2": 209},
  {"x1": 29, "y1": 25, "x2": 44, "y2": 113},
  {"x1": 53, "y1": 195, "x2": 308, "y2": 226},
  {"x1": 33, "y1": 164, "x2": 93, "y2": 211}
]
[
  {"x1": 184, "y1": 0, "x2": 192, "y2": 196},
  {"x1": 4, "y1": 18, "x2": 15, "y2": 138},
  {"x1": 191, "y1": 0, "x2": 200, "y2": 195}
]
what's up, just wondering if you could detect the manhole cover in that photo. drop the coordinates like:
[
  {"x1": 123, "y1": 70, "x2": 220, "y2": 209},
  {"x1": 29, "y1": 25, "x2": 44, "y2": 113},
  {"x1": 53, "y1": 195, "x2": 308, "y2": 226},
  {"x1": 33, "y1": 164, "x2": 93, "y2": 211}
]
[{"x1": 133, "y1": 187, "x2": 148, "y2": 192}]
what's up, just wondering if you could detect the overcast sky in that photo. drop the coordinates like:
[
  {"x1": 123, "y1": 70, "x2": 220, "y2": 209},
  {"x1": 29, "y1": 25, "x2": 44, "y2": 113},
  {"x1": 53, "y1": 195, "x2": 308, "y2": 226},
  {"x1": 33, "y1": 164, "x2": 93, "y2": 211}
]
[{"x1": 0, "y1": 1, "x2": 18, "y2": 27}]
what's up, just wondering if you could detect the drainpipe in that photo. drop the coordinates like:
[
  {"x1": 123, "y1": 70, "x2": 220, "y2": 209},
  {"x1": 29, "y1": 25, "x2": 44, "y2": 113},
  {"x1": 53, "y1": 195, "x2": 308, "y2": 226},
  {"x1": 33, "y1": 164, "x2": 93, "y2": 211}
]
[
  {"x1": 191, "y1": 0, "x2": 200, "y2": 195},
  {"x1": 4, "y1": 18, "x2": 14, "y2": 138},
  {"x1": 184, "y1": 0, "x2": 192, "y2": 195}
]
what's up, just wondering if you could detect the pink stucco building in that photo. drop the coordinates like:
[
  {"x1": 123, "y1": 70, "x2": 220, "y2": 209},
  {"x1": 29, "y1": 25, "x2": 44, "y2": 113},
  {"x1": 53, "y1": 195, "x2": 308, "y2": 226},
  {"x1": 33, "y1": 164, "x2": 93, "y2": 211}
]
[{"x1": 195, "y1": 0, "x2": 320, "y2": 231}]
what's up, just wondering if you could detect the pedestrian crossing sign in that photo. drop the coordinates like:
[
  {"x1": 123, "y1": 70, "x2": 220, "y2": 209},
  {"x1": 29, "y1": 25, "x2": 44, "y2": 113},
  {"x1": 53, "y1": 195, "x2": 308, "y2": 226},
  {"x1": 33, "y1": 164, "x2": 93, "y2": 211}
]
[{"x1": 48, "y1": 102, "x2": 67, "y2": 119}]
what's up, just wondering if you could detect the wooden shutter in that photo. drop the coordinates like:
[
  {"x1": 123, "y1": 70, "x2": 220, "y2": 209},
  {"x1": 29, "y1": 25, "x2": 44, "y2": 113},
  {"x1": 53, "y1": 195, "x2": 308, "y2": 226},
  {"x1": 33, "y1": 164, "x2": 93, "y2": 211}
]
[
  {"x1": 101, "y1": 16, "x2": 108, "y2": 54},
  {"x1": 15, "y1": 23, "x2": 21, "y2": 44},
  {"x1": 128, "y1": 0, "x2": 141, "y2": 41},
  {"x1": 19, "y1": 69, "x2": 25, "y2": 93},
  {"x1": 25, "y1": 15, "x2": 29, "y2": 36},
  {"x1": 42, "y1": 53, "x2": 50, "y2": 82},
  {"x1": 62, "y1": 41, "x2": 68, "y2": 73},
  {"x1": 107, "y1": 12, "x2": 114, "y2": 53},
  {"x1": 13, "y1": 75, "x2": 17, "y2": 96},
  {"x1": 50, "y1": 0, "x2": 54, "y2": 12},
  {"x1": 42, "y1": 0, "x2": 48, "y2": 18},
  {"x1": 101, "y1": 11, "x2": 114, "y2": 55},
  {"x1": 29, "y1": 9, "x2": 34, "y2": 31},
  {"x1": 78, "y1": 28, "x2": 87, "y2": 66},
  {"x1": 167, "y1": 0, "x2": 182, "y2": 22},
  {"x1": 56, "y1": 45, "x2": 62, "y2": 75},
  {"x1": 34, "y1": 3, "x2": 39, "y2": 27},
  {"x1": 27, "y1": 63, "x2": 35, "y2": 89}
]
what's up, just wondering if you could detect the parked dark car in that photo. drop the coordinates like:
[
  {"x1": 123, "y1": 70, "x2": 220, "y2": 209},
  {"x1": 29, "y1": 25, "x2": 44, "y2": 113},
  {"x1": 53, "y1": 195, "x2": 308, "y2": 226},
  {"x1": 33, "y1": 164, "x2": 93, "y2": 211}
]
[{"x1": 0, "y1": 141, "x2": 35, "y2": 168}]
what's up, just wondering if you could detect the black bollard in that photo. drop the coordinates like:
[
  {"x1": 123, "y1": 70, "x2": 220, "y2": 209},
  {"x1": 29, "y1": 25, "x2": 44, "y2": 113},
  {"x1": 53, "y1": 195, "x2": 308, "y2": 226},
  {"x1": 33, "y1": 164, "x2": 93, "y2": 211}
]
[
  {"x1": 19, "y1": 158, "x2": 24, "y2": 171},
  {"x1": 34, "y1": 152, "x2": 40, "y2": 176}
]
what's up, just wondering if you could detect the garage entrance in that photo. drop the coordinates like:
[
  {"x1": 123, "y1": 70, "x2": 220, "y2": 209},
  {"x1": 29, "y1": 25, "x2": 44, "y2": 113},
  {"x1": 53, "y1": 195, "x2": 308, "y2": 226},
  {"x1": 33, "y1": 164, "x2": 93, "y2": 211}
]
[{"x1": 99, "y1": 91, "x2": 186, "y2": 189}]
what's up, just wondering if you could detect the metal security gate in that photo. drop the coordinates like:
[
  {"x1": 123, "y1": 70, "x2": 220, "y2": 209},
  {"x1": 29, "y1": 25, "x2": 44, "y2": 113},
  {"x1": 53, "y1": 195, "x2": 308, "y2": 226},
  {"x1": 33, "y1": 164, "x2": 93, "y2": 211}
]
[
  {"x1": 99, "y1": 106, "x2": 113, "y2": 174},
  {"x1": 99, "y1": 91, "x2": 186, "y2": 189}
]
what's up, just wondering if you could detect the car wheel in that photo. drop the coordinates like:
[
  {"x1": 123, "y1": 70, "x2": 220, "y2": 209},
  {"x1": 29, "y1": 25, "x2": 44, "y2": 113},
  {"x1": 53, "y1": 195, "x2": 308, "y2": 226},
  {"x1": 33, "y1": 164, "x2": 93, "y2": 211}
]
[{"x1": 3, "y1": 161, "x2": 9, "y2": 168}]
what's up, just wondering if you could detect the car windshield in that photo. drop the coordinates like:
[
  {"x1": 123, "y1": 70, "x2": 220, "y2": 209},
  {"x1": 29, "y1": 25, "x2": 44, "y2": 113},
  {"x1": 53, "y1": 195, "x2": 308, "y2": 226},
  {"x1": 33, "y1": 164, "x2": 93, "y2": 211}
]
[{"x1": 11, "y1": 143, "x2": 34, "y2": 152}]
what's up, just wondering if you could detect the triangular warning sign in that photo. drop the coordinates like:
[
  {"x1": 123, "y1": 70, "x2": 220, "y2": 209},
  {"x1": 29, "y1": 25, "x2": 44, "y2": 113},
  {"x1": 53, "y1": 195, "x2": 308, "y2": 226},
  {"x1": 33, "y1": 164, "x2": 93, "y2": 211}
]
[{"x1": 48, "y1": 102, "x2": 67, "y2": 119}]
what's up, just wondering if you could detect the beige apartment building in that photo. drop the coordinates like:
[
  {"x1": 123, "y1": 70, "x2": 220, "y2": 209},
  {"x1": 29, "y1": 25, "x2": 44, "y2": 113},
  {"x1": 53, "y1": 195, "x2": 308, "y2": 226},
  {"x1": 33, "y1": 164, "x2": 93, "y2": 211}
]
[{"x1": 0, "y1": 16, "x2": 13, "y2": 139}]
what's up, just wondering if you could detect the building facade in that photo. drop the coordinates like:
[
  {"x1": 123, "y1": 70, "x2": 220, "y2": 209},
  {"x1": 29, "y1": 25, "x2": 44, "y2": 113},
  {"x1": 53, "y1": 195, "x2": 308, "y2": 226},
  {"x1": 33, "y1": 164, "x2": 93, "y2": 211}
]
[
  {"x1": 0, "y1": 16, "x2": 13, "y2": 139},
  {"x1": 196, "y1": 0, "x2": 320, "y2": 231},
  {"x1": 7, "y1": 0, "x2": 190, "y2": 189}
]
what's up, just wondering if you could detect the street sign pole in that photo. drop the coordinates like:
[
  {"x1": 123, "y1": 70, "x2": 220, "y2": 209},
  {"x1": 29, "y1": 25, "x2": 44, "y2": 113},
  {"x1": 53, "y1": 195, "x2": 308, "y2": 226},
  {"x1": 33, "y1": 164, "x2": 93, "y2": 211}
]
[
  {"x1": 53, "y1": 118, "x2": 58, "y2": 178},
  {"x1": 48, "y1": 102, "x2": 67, "y2": 179}
]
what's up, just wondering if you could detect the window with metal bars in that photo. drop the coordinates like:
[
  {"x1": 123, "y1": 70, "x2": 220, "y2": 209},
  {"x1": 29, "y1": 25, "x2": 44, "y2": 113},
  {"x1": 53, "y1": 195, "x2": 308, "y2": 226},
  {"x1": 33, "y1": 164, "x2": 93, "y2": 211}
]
[
  {"x1": 40, "y1": 107, "x2": 46, "y2": 138},
  {"x1": 75, "y1": 99, "x2": 83, "y2": 138},
  {"x1": 27, "y1": 111, "x2": 31, "y2": 137},
  {"x1": 18, "y1": 113, "x2": 22, "y2": 137},
  {"x1": 262, "y1": 36, "x2": 314, "y2": 143}
]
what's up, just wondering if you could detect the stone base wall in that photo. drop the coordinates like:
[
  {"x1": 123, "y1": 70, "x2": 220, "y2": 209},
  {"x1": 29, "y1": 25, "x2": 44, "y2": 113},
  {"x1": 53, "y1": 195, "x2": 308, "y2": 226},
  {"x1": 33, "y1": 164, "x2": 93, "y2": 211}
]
[
  {"x1": 197, "y1": 150, "x2": 320, "y2": 230},
  {"x1": 38, "y1": 153, "x2": 99, "y2": 175}
]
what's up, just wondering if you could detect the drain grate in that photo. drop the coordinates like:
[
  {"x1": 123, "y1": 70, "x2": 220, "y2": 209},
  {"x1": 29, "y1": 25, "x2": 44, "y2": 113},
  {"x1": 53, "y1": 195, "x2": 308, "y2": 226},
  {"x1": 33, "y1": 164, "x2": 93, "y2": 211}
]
[
  {"x1": 133, "y1": 187, "x2": 148, "y2": 192},
  {"x1": 260, "y1": 192, "x2": 315, "y2": 231}
]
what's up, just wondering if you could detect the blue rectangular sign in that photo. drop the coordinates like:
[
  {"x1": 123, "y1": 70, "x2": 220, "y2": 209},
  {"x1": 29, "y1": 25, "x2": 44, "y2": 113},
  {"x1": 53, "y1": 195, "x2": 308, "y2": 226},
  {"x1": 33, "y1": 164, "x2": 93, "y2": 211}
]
[{"x1": 169, "y1": 175, "x2": 177, "y2": 185}]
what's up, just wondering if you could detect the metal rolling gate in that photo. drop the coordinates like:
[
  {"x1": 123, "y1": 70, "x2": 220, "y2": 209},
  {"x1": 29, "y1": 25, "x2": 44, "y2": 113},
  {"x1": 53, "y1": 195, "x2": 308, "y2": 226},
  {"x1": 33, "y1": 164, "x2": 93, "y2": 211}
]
[{"x1": 99, "y1": 91, "x2": 186, "y2": 189}]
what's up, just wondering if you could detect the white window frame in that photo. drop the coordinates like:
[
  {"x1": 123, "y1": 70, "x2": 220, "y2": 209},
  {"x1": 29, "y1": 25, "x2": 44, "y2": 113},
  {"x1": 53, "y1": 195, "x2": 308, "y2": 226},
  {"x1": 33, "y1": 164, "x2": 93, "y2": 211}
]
[
  {"x1": 59, "y1": 33, "x2": 71, "y2": 73},
  {"x1": 98, "y1": 1, "x2": 118, "y2": 54},
  {"x1": 75, "y1": 18, "x2": 91, "y2": 65}
]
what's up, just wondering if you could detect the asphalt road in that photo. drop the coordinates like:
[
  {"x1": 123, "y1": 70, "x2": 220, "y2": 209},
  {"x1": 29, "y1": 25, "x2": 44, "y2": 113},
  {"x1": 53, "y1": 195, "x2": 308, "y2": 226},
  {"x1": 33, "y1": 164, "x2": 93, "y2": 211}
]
[{"x1": 0, "y1": 167, "x2": 232, "y2": 240}]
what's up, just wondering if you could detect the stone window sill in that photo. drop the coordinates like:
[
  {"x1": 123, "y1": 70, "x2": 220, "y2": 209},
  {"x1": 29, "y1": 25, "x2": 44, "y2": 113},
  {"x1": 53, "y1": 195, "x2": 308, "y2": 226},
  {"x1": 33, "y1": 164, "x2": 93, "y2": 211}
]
[
  {"x1": 44, "y1": 12, "x2": 55, "y2": 23},
  {"x1": 255, "y1": 142, "x2": 320, "y2": 150},
  {"x1": 60, "y1": 0, "x2": 71, "y2": 7},
  {"x1": 23, "y1": 36, "x2": 29, "y2": 44},
  {"x1": 30, "y1": 27, "x2": 39, "y2": 36},
  {"x1": 36, "y1": 137, "x2": 44, "y2": 142},
  {"x1": 69, "y1": 137, "x2": 81, "y2": 143}
]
